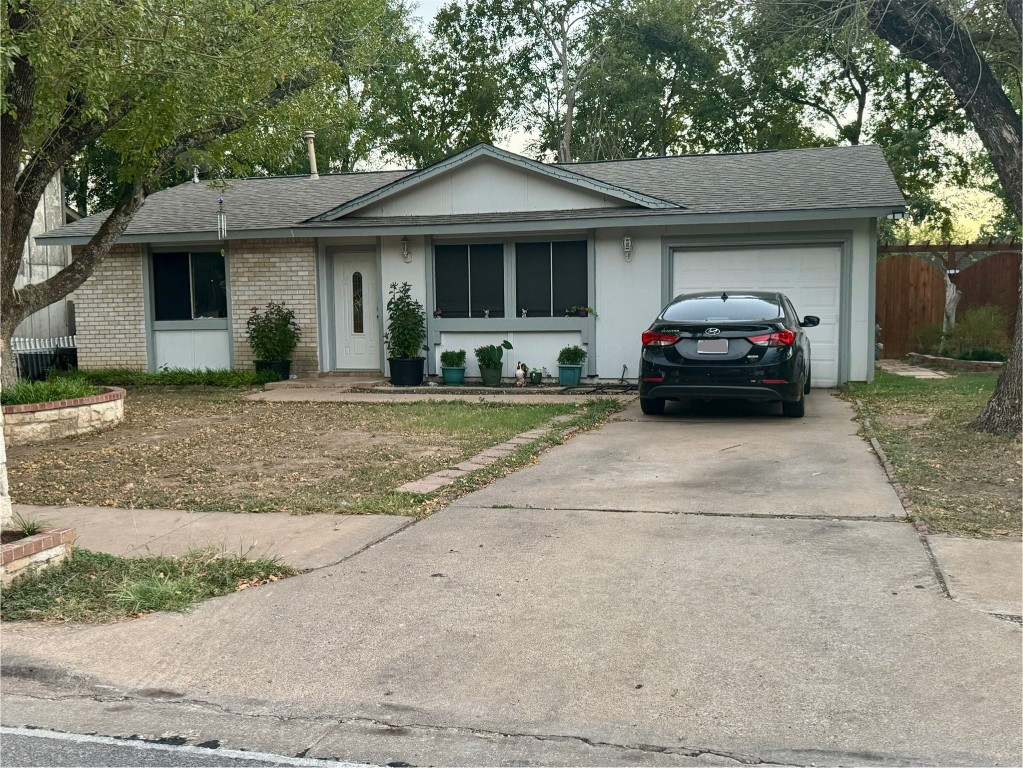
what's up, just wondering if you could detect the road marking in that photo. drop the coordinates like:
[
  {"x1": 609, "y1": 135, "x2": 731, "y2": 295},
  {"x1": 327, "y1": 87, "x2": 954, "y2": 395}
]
[{"x1": 0, "y1": 727, "x2": 373, "y2": 767}]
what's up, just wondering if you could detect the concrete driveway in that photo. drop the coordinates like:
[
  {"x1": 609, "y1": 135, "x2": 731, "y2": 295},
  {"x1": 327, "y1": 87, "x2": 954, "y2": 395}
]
[{"x1": 2, "y1": 393, "x2": 1020, "y2": 766}]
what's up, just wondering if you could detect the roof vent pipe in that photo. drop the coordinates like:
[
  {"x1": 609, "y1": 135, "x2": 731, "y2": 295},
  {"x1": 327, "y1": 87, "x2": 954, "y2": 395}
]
[{"x1": 303, "y1": 130, "x2": 319, "y2": 180}]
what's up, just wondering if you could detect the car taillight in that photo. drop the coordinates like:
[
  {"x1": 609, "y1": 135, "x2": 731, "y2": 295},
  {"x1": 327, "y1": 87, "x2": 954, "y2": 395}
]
[
  {"x1": 747, "y1": 330, "x2": 796, "y2": 347},
  {"x1": 642, "y1": 330, "x2": 682, "y2": 347}
]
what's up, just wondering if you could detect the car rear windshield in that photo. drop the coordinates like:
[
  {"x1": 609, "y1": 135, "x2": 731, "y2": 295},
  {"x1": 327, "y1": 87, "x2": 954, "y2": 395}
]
[{"x1": 662, "y1": 297, "x2": 782, "y2": 322}]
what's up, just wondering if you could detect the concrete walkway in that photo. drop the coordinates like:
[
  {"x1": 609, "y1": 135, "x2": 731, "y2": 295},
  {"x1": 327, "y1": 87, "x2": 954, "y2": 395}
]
[
  {"x1": 247, "y1": 388, "x2": 634, "y2": 404},
  {"x1": 10, "y1": 505, "x2": 411, "y2": 571},
  {"x1": 876, "y1": 359, "x2": 949, "y2": 378},
  {"x1": 2, "y1": 393, "x2": 1020, "y2": 766}
]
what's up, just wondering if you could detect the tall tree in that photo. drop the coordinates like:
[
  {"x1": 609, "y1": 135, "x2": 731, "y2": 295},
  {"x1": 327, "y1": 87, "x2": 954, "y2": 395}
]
[
  {"x1": 1, "y1": 0, "x2": 403, "y2": 386},
  {"x1": 376, "y1": 2, "x2": 525, "y2": 167},
  {"x1": 792, "y1": 0, "x2": 1021, "y2": 433}
]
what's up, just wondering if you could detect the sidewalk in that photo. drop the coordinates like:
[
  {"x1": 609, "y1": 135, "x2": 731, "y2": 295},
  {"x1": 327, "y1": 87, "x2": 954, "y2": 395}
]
[{"x1": 11, "y1": 504, "x2": 412, "y2": 571}]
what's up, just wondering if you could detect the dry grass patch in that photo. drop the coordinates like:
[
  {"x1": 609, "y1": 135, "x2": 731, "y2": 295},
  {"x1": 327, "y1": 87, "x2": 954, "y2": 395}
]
[
  {"x1": 7, "y1": 388, "x2": 618, "y2": 516},
  {"x1": 845, "y1": 370, "x2": 1021, "y2": 537}
]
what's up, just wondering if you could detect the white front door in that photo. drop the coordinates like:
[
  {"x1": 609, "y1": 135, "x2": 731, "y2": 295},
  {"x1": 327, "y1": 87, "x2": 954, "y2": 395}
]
[{"x1": 333, "y1": 253, "x2": 381, "y2": 370}]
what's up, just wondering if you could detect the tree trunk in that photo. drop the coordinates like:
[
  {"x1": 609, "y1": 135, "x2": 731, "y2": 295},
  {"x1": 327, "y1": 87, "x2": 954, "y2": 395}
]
[
  {"x1": 864, "y1": 0, "x2": 1021, "y2": 435},
  {"x1": 971, "y1": 267, "x2": 1022, "y2": 435}
]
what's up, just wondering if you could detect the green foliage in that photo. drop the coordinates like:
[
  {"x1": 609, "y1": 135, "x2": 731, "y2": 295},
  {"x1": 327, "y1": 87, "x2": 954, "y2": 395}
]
[
  {"x1": 246, "y1": 302, "x2": 300, "y2": 361},
  {"x1": 0, "y1": 548, "x2": 295, "y2": 623},
  {"x1": 8, "y1": 511, "x2": 47, "y2": 537},
  {"x1": 956, "y1": 348, "x2": 1006, "y2": 362},
  {"x1": 557, "y1": 345, "x2": 588, "y2": 365},
  {"x1": 383, "y1": 282, "x2": 427, "y2": 359},
  {"x1": 947, "y1": 305, "x2": 1011, "y2": 356},
  {"x1": 911, "y1": 322, "x2": 944, "y2": 355},
  {"x1": 474, "y1": 340, "x2": 513, "y2": 369},
  {"x1": 440, "y1": 349, "x2": 467, "y2": 368},
  {"x1": 567, "y1": 306, "x2": 598, "y2": 317},
  {"x1": 0, "y1": 377, "x2": 101, "y2": 405},
  {"x1": 49, "y1": 368, "x2": 277, "y2": 387}
]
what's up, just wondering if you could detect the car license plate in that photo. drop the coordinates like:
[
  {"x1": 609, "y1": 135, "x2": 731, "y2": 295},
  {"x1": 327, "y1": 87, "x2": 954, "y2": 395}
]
[{"x1": 697, "y1": 338, "x2": 728, "y2": 354}]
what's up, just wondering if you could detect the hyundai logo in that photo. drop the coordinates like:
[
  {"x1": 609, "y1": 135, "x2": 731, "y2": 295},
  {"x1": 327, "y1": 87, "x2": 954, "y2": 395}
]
[{"x1": 705, "y1": 328, "x2": 721, "y2": 336}]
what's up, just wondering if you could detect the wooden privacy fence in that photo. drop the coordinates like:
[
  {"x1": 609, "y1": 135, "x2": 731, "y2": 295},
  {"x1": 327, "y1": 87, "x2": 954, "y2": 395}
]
[{"x1": 876, "y1": 244, "x2": 1021, "y2": 359}]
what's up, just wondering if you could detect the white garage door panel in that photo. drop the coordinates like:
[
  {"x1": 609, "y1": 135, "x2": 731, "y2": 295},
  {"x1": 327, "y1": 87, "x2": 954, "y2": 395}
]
[{"x1": 672, "y1": 246, "x2": 842, "y2": 387}]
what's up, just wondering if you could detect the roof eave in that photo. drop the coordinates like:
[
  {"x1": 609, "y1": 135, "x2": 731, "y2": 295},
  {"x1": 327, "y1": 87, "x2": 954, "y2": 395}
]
[{"x1": 34, "y1": 205, "x2": 904, "y2": 246}]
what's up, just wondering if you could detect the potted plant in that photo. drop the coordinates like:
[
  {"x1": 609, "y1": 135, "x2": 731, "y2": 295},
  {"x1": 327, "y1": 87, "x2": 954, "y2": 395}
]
[
  {"x1": 557, "y1": 344, "x2": 587, "y2": 386},
  {"x1": 567, "y1": 305, "x2": 598, "y2": 318},
  {"x1": 474, "y1": 340, "x2": 513, "y2": 387},
  {"x1": 384, "y1": 282, "x2": 427, "y2": 386},
  {"x1": 440, "y1": 349, "x2": 467, "y2": 386},
  {"x1": 247, "y1": 301, "x2": 301, "y2": 380},
  {"x1": 529, "y1": 368, "x2": 544, "y2": 386}
]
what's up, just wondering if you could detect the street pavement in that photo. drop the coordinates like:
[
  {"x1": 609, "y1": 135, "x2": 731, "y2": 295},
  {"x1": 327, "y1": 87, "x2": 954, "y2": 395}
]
[{"x1": 2, "y1": 392, "x2": 1020, "y2": 766}]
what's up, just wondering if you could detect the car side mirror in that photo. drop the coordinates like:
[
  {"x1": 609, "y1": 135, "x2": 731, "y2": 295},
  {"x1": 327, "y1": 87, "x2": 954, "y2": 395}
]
[{"x1": 801, "y1": 315, "x2": 820, "y2": 327}]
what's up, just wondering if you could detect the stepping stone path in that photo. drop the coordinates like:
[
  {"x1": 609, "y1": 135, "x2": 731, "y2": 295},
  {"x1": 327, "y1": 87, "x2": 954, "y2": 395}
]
[
  {"x1": 876, "y1": 359, "x2": 948, "y2": 379},
  {"x1": 396, "y1": 417, "x2": 574, "y2": 494}
]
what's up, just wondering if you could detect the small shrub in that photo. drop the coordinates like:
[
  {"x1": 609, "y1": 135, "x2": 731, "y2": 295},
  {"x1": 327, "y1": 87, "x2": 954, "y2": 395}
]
[
  {"x1": 247, "y1": 301, "x2": 301, "y2": 361},
  {"x1": 475, "y1": 340, "x2": 513, "y2": 368},
  {"x1": 49, "y1": 368, "x2": 277, "y2": 387},
  {"x1": 8, "y1": 510, "x2": 47, "y2": 536},
  {"x1": 911, "y1": 323, "x2": 944, "y2": 355},
  {"x1": 557, "y1": 345, "x2": 588, "y2": 366},
  {"x1": 384, "y1": 282, "x2": 426, "y2": 359},
  {"x1": 956, "y1": 348, "x2": 1006, "y2": 362},
  {"x1": 440, "y1": 349, "x2": 466, "y2": 368},
  {"x1": 947, "y1": 305, "x2": 1010, "y2": 356},
  {"x1": 0, "y1": 377, "x2": 101, "y2": 405}
]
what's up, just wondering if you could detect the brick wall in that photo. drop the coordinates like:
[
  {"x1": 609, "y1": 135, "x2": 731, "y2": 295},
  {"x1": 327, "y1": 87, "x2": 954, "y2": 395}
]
[
  {"x1": 72, "y1": 244, "x2": 148, "y2": 369},
  {"x1": 229, "y1": 239, "x2": 319, "y2": 374}
]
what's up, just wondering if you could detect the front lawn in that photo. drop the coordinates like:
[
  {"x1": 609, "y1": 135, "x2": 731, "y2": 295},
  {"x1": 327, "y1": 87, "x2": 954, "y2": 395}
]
[
  {"x1": 845, "y1": 369, "x2": 1021, "y2": 537},
  {"x1": 1, "y1": 548, "x2": 294, "y2": 623},
  {"x1": 6, "y1": 389, "x2": 622, "y2": 517}
]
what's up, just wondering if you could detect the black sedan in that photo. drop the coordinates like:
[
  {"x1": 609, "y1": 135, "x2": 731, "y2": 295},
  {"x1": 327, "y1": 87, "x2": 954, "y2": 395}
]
[{"x1": 638, "y1": 291, "x2": 819, "y2": 417}]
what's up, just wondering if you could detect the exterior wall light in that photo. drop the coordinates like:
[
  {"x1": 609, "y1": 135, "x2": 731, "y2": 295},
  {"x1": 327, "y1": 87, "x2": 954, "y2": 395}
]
[
  {"x1": 623, "y1": 236, "x2": 633, "y2": 262},
  {"x1": 401, "y1": 236, "x2": 412, "y2": 263}
]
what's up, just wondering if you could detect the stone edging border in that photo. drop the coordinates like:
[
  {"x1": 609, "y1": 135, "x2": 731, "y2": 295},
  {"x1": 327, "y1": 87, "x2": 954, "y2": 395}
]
[
  {"x1": 906, "y1": 352, "x2": 1003, "y2": 372},
  {"x1": 395, "y1": 416, "x2": 575, "y2": 494},
  {"x1": 855, "y1": 399, "x2": 951, "y2": 600},
  {"x1": 2, "y1": 387, "x2": 125, "y2": 415}
]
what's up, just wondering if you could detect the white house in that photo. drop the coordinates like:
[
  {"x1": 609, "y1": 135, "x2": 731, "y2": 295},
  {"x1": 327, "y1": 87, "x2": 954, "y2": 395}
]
[{"x1": 36, "y1": 143, "x2": 905, "y2": 386}]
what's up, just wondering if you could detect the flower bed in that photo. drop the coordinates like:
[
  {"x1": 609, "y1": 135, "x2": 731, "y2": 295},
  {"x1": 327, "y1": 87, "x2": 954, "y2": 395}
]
[
  {"x1": 2, "y1": 387, "x2": 125, "y2": 445},
  {"x1": 1, "y1": 527, "x2": 76, "y2": 585},
  {"x1": 905, "y1": 353, "x2": 1004, "y2": 373}
]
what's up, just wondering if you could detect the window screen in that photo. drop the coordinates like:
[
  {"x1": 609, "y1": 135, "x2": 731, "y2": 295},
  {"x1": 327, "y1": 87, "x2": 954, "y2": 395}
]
[
  {"x1": 515, "y1": 240, "x2": 587, "y2": 317},
  {"x1": 152, "y1": 253, "x2": 192, "y2": 321},
  {"x1": 152, "y1": 251, "x2": 226, "y2": 321},
  {"x1": 433, "y1": 244, "x2": 504, "y2": 318}
]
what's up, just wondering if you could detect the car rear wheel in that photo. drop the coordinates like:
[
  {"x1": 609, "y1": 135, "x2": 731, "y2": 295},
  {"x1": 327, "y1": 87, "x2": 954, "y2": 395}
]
[
  {"x1": 640, "y1": 397, "x2": 666, "y2": 415},
  {"x1": 782, "y1": 391, "x2": 805, "y2": 418}
]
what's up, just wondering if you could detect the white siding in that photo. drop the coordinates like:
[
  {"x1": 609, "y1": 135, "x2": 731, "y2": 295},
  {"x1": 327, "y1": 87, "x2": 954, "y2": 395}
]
[{"x1": 361, "y1": 157, "x2": 633, "y2": 217}]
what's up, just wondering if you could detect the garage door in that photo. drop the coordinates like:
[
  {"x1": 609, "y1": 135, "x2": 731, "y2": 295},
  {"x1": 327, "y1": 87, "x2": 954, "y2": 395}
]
[{"x1": 672, "y1": 245, "x2": 842, "y2": 387}]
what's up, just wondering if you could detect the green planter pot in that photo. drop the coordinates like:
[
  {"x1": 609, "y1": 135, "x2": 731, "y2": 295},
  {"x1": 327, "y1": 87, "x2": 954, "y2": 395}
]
[
  {"x1": 254, "y1": 360, "x2": 291, "y2": 380},
  {"x1": 479, "y1": 365, "x2": 503, "y2": 387},
  {"x1": 389, "y1": 357, "x2": 425, "y2": 386},
  {"x1": 558, "y1": 364, "x2": 583, "y2": 386},
  {"x1": 441, "y1": 366, "x2": 466, "y2": 386}
]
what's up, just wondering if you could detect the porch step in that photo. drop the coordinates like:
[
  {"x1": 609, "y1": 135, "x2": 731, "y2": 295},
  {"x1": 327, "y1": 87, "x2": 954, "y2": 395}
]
[{"x1": 264, "y1": 371, "x2": 386, "y2": 390}]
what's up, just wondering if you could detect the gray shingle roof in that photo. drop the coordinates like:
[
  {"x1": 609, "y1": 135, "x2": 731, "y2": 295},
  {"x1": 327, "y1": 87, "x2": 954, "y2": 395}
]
[
  {"x1": 39, "y1": 145, "x2": 903, "y2": 242},
  {"x1": 566, "y1": 144, "x2": 904, "y2": 213}
]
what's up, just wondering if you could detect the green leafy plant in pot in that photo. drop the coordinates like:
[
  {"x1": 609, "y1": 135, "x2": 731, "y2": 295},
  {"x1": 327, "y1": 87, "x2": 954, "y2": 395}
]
[
  {"x1": 247, "y1": 301, "x2": 301, "y2": 380},
  {"x1": 440, "y1": 349, "x2": 467, "y2": 386},
  {"x1": 384, "y1": 282, "x2": 427, "y2": 386},
  {"x1": 474, "y1": 340, "x2": 513, "y2": 387},
  {"x1": 557, "y1": 344, "x2": 587, "y2": 386}
]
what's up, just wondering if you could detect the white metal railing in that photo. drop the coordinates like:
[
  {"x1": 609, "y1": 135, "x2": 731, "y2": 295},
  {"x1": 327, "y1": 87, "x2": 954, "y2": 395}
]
[{"x1": 11, "y1": 335, "x2": 76, "y2": 351}]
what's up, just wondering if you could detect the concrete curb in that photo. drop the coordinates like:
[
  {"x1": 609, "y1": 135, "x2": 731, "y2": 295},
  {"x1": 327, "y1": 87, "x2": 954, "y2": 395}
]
[{"x1": 856, "y1": 399, "x2": 952, "y2": 600}]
